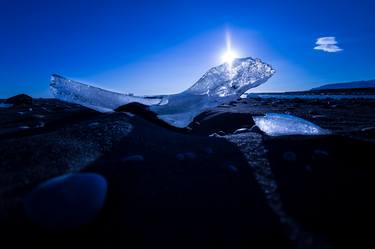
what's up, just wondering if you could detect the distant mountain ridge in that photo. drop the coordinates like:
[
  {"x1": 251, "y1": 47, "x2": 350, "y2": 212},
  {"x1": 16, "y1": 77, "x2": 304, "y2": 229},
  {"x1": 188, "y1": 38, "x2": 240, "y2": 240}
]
[{"x1": 311, "y1": 79, "x2": 375, "y2": 91}]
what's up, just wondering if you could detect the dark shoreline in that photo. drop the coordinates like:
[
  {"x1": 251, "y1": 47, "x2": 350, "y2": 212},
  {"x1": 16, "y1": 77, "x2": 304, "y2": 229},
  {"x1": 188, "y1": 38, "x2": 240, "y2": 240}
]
[
  {"x1": 250, "y1": 87, "x2": 375, "y2": 96},
  {"x1": 1, "y1": 94, "x2": 374, "y2": 249}
]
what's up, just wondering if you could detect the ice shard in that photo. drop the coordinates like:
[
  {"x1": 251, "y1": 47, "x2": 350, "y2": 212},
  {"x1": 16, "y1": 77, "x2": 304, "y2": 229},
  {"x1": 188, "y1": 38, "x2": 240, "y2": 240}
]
[
  {"x1": 51, "y1": 57, "x2": 275, "y2": 127},
  {"x1": 50, "y1": 75, "x2": 166, "y2": 112},
  {"x1": 253, "y1": 113, "x2": 330, "y2": 136}
]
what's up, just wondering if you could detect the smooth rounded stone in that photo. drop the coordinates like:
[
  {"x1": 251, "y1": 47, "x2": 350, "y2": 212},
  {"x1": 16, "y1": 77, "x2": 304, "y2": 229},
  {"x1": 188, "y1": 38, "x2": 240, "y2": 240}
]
[{"x1": 24, "y1": 173, "x2": 107, "y2": 230}]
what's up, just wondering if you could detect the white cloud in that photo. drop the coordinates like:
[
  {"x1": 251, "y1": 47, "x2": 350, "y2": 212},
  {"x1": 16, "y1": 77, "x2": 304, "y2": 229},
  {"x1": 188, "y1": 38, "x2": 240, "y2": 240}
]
[{"x1": 314, "y1": 36, "x2": 343, "y2": 53}]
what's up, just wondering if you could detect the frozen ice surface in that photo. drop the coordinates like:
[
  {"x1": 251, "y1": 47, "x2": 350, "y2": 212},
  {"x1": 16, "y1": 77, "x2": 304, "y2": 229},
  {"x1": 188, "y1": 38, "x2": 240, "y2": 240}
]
[
  {"x1": 253, "y1": 113, "x2": 330, "y2": 136},
  {"x1": 50, "y1": 57, "x2": 274, "y2": 127},
  {"x1": 151, "y1": 57, "x2": 275, "y2": 127},
  {"x1": 50, "y1": 75, "x2": 166, "y2": 112}
]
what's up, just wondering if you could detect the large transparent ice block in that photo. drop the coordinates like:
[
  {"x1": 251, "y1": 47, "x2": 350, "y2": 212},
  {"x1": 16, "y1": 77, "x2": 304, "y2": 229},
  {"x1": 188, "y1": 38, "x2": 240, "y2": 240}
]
[
  {"x1": 150, "y1": 57, "x2": 275, "y2": 127},
  {"x1": 50, "y1": 57, "x2": 275, "y2": 127}
]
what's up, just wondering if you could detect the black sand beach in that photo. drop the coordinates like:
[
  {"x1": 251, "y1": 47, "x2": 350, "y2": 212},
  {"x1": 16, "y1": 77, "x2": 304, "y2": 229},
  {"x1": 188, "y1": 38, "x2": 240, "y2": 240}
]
[{"x1": 0, "y1": 93, "x2": 374, "y2": 249}]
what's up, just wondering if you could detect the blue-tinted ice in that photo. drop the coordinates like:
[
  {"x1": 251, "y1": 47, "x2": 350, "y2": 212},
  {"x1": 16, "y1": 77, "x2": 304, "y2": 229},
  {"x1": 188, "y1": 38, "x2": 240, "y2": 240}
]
[
  {"x1": 50, "y1": 75, "x2": 165, "y2": 113},
  {"x1": 253, "y1": 113, "x2": 330, "y2": 136},
  {"x1": 50, "y1": 57, "x2": 274, "y2": 127}
]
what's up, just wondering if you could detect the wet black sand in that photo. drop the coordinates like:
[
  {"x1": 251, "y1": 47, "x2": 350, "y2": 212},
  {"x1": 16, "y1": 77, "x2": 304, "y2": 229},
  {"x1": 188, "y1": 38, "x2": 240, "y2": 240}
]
[{"x1": 0, "y1": 94, "x2": 374, "y2": 249}]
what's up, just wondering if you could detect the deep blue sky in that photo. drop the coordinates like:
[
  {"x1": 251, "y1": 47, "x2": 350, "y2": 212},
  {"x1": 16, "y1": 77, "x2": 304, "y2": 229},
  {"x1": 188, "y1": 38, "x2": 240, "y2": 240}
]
[{"x1": 1, "y1": 0, "x2": 374, "y2": 97}]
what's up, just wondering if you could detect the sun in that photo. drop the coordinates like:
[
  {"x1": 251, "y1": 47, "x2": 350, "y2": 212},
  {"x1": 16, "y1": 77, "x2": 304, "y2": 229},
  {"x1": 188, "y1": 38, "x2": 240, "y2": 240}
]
[
  {"x1": 221, "y1": 30, "x2": 240, "y2": 64},
  {"x1": 221, "y1": 50, "x2": 238, "y2": 64}
]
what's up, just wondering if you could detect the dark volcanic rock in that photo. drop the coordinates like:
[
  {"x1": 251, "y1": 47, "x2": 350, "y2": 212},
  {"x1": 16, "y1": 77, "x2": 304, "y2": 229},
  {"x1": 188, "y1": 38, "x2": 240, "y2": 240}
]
[
  {"x1": 0, "y1": 98, "x2": 99, "y2": 140},
  {"x1": 24, "y1": 173, "x2": 107, "y2": 230},
  {"x1": 190, "y1": 110, "x2": 255, "y2": 135},
  {"x1": 76, "y1": 117, "x2": 289, "y2": 249},
  {"x1": 0, "y1": 99, "x2": 290, "y2": 249},
  {"x1": 1, "y1": 95, "x2": 375, "y2": 249},
  {"x1": 5, "y1": 94, "x2": 32, "y2": 106},
  {"x1": 249, "y1": 125, "x2": 265, "y2": 135},
  {"x1": 264, "y1": 135, "x2": 375, "y2": 248},
  {"x1": 115, "y1": 102, "x2": 190, "y2": 133},
  {"x1": 0, "y1": 111, "x2": 132, "y2": 222}
]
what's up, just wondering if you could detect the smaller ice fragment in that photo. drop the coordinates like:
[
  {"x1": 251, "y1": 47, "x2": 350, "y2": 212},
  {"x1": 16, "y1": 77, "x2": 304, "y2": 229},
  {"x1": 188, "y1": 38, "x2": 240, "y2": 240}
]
[{"x1": 253, "y1": 113, "x2": 329, "y2": 136}]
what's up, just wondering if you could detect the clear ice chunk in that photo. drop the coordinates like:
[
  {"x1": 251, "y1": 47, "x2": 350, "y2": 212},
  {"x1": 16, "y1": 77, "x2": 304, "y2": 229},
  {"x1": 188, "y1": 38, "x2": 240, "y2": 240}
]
[
  {"x1": 50, "y1": 75, "x2": 166, "y2": 112},
  {"x1": 253, "y1": 113, "x2": 330, "y2": 136},
  {"x1": 150, "y1": 57, "x2": 274, "y2": 127},
  {"x1": 50, "y1": 57, "x2": 274, "y2": 127}
]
